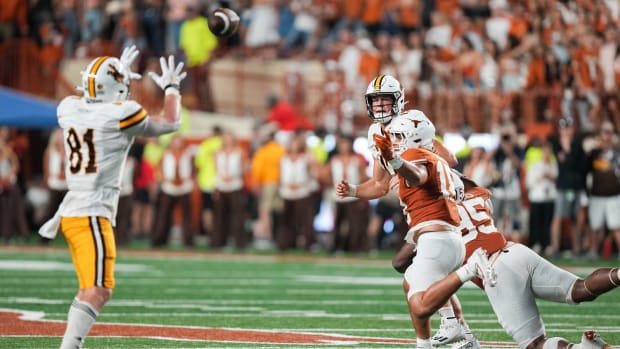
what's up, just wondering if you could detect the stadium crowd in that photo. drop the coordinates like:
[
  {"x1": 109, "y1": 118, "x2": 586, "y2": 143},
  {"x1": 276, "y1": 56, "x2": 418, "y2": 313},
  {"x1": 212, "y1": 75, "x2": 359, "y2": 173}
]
[{"x1": 1, "y1": 0, "x2": 620, "y2": 259}]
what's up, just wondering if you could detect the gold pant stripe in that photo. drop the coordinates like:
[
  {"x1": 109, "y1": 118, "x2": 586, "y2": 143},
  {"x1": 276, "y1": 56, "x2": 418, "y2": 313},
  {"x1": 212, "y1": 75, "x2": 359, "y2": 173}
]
[{"x1": 61, "y1": 216, "x2": 116, "y2": 289}]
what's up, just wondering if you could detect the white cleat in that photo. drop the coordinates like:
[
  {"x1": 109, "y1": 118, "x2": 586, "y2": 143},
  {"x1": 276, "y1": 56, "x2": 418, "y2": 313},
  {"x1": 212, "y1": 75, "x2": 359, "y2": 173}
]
[
  {"x1": 431, "y1": 317, "x2": 464, "y2": 346},
  {"x1": 467, "y1": 248, "x2": 497, "y2": 287},
  {"x1": 450, "y1": 337, "x2": 481, "y2": 349},
  {"x1": 579, "y1": 330, "x2": 612, "y2": 349}
]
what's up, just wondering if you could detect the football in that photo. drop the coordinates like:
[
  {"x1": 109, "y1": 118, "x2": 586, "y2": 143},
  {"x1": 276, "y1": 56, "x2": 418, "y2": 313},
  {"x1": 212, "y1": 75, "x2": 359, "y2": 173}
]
[{"x1": 208, "y1": 8, "x2": 240, "y2": 37}]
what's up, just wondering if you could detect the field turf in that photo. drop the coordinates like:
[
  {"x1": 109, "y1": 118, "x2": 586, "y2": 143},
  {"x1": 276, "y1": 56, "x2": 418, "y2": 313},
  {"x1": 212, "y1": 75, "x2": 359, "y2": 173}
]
[{"x1": 1, "y1": 243, "x2": 619, "y2": 348}]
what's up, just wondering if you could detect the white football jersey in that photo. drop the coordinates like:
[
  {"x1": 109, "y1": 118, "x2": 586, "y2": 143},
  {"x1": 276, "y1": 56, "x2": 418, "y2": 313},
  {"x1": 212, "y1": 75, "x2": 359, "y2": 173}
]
[
  {"x1": 39, "y1": 95, "x2": 179, "y2": 239},
  {"x1": 54, "y1": 96, "x2": 149, "y2": 222}
]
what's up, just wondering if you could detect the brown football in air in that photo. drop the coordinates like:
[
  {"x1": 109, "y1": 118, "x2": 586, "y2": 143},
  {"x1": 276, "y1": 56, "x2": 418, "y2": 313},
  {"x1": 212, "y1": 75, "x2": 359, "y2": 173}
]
[{"x1": 208, "y1": 8, "x2": 240, "y2": 37}]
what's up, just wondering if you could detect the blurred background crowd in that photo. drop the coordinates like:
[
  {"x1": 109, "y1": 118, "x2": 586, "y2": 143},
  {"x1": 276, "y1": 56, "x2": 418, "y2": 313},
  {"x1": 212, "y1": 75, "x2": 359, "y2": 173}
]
[{"x1": 1, "y1": 0, "x2": 620, "y2": 260}]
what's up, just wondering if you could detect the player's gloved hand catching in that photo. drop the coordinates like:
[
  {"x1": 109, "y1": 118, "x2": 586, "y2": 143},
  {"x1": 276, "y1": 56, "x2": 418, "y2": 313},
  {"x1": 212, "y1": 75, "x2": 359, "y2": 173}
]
[
  {"x1": 119, "y1": 45, "x2": 142, "y2": 80},
  {"x1": 148, "y1": 55, "x2": 187, "y2": 93}
]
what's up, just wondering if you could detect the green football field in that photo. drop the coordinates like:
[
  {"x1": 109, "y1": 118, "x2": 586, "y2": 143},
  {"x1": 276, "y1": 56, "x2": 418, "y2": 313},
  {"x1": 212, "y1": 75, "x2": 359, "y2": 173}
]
[{"x1": 1, "y1": 244, "x2": 619, "y2": 349}]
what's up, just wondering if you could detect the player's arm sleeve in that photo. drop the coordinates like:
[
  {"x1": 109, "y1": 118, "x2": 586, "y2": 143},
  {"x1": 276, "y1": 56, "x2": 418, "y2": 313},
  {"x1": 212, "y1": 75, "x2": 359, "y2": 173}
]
[{"x1": 119, "y1": 104, "x2": 180, "y2": 137}]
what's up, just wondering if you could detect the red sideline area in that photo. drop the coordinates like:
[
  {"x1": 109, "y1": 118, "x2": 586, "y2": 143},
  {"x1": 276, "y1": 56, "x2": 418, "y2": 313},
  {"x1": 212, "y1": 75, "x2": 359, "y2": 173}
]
[{"x1": 0, "y1": 309, "x2": 520, "y2": 346}]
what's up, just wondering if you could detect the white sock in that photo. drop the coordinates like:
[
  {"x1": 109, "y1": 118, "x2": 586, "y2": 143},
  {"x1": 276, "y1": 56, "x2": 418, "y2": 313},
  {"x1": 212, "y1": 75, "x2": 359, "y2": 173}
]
[
  {"x1": 459, "y1": 319, "x2": 474, "y2": 338},
  {"x1": 455, "y1": 264, "x2": 475, "y2": 283},
  {"x1": 60, "y1": 298, "x2": 99, "y2": 349},
  {"x1": 416, "y1": 338, "x2": 432, "y2": 349},
  {"x1": 438, "y1": 306, "x2": 456, "y2": 319}
]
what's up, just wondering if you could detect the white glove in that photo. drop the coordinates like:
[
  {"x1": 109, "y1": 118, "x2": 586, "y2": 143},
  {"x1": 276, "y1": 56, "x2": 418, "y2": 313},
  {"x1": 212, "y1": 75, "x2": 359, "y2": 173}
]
[
  {"x1": 148, "y1": 55, "x2": 187, "y2": 93},
  {"x1": 119, "y1": 45, "x2": 142, "y2": 80}
]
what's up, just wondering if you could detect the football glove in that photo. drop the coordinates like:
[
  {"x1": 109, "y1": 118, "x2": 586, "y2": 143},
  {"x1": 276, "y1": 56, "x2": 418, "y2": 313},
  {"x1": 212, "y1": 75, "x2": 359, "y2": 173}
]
[
  {"x1": 373, "y1": 132, "x2": 394, "y2": 161},
  {"x1": 148, "y1": 55, "x2": 187, "y2": 93},
  {"x1": 119, "y1": 45, "x2": 142, "y2": 80}
]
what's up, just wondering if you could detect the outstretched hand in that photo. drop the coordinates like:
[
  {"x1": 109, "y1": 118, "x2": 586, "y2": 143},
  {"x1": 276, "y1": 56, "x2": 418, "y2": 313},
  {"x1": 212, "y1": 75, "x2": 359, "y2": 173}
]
[
  {"x1": 119, "y1": 45, "x2": 142, "y2": 80},
  {"x1": 373, "y1": 132, "x2": 394, "y2": 161},
  {"x1": 148, "y1": 55, "x2": 187, "y2": 92}
]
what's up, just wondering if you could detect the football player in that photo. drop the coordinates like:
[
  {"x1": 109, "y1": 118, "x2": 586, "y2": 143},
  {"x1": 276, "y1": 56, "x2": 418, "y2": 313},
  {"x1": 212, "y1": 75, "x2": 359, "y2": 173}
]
[
  {"x1": 391, "y1": 168, "x2": 619, "y2": 349},
  {"x1": 38, "y1": 46, "x2": 187, "y2": 349},
  {"x1": 369, "y1": 112, "x2": 468, "y2": 349},
  {"x1": 336, "y1": 75, "x2": 477, "y2": 348}
]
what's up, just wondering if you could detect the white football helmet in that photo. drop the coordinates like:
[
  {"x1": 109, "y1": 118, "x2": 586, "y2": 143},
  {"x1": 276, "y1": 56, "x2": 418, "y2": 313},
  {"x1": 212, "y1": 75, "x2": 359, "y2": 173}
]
[
  {"x1": 365, "y1": 74, "x2": 405, "y2": 124},
  {"x1": 81, "y1": 56, "x2": 131, "y2": 103},
  {"x1": 387, "y1": 111, "x2": 436, "y2": 156}
]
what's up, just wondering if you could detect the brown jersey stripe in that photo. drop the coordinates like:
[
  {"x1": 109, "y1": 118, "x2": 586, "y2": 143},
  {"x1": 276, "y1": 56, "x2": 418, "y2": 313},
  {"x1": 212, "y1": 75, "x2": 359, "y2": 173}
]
[
  {"x1": 119, "y1": 108, "x2": 147, "y2": 129},
  {"x1": 87, "y1": 56, "x2": 109, "y2": 98}
]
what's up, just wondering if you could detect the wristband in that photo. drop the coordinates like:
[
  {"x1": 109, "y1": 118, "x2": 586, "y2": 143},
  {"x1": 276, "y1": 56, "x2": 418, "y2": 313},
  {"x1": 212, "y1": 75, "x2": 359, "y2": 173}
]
[
  {"x1": 388, "y1": 157, "x2": 404, "y2": 170},
  {"x1": 164, "y1": 83, "x2": 180, "y2": 91},
  {"x1": 165, "y1": 86, "x2": 180, "y2": 96},
  {"x1": 348, "y1": 184, "x2": 358, "y2": 197}
]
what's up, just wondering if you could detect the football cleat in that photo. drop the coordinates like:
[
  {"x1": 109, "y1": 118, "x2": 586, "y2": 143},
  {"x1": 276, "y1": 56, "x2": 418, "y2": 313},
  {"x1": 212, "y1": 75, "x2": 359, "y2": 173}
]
[
  {"x1": 450, "y1": 337, "x2": 481, "y2": 349},
  {"x1": 431, "y1": 317, "x2": 464, "y2": 345},
  {"x1": 579, "y1": 331, "x2": 611, "y2": 349}
]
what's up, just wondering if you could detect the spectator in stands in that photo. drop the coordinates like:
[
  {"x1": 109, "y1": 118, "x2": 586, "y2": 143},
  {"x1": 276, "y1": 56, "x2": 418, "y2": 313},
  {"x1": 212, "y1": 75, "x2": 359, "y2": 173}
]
[
  {"x1": 358, "y1": 0, "x2": 386, "y2": 36},
  {"x1": 489, "y1": 128, "x2": 524, "y2": 243},
  {"x1": 454, "y1": 36, "x2": 485, "y2": 130},
  {"x1": 525, "y1": 140, "x2": 557, "y2": 255},
  {"x1": 165, "y1": 0, "x2": 187, "y2": 54},
  {"x1": 41, "y1": 129, "x2": 67, "y2": 241},
  {"x1": 152, "y1": 135, "x2": 196, "y2": 248},
  {"x1": 0, "y1": 129, "x2": 29, "y2": 241},
  {"x1": 324, "y1": 0, "x2": 364, "y2": 44},
  {"x1": 266, "y1": 94, "x2": 306, "y2": 145},
  {"x1": 335, "y1": 28, "x2": 363, "y2": 95},
  {"x1": 55, "y1": 0, "x2": 80, "y2": 58},
  {"x1": 462, "y1": 146, "x2": 493, "y2": 188},
  {"x1": 131, "y1": 139, "x2": 157, "y2": 240},
  {"x1": 142, "y1": 0, "x2": 166, "y2": 57},
  {"x1": 572, "y1": 31, "x2": 601, "y2": 133},
  {"x1": 585, "y1": 121, "x2": 620, "y2": 260},
  {"x1": 546, "y1": 117, "x2": 589, "y2": 258},
  {"x1": 278, "y1": 0, "x2": 320, "y2": 58},
  {"x1": 212, "y1": 130, "x2": 250, "y2": 250},
  {"x1": 0, "y1": 0, "x2": 28, "y2": 43},
  {"x1": 314, "y1": 61, "x2": 346, "y2": 133},
  {"x1": 179, "y1": 4, "x2": 218, "y2": 111},
  {"x1": 485, "y1": 0, "x2": 511, "y2": 52},
  {"x1": 195, "y1": 126, "x2": 223, "y2": 238},
  {"x1": 115, "y1": 1, "x2": 147, "y2": 52},
  {"x1": 81, "y1": 0, "x2": 103, "y2": 42},
  {"x1": 325, "y1": 134, "x2": 369, "y2": 253},
  {"x1": 242, "y1": 0, "x2": 280, "y2": 58},
  {"x1": 115, "y1": 145, "x2": 137, "y2": 246}
]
